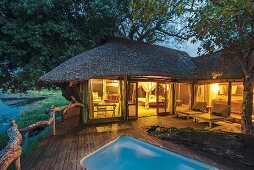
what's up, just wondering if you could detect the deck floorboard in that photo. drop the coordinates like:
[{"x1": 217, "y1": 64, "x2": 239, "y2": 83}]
[{"x1": 22, "y1": 115, "x2": 228, "y2": 170}]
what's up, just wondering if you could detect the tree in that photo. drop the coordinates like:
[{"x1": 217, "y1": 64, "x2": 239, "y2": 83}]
[
  {"x1": 0, "y1": 0, "x2": 123, "y2": 92},
  {"x1": 189, "y1": 0, "x2": 254, "y2": 133},
  {"x1": 119, "y1": 0, "x2": 190, "y2": 43},
  {"x1": 0, "y1": 0, "x2": 190, "y2": 92}
]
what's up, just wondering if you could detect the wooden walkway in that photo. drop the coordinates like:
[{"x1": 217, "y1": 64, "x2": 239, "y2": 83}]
[{"x1": 22, "y1": 115, "x2": 226, "y2": 170}]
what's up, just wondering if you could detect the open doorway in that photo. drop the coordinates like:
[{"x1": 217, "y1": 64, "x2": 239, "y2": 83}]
[
  {"x1": 137, "y1": 82, "x2": 158, "y2": 117},
  {"x1": 127, "y1": 81, "x2": 172, "y2": 119}
]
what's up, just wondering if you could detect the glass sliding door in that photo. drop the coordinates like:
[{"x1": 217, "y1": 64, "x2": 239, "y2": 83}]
[
  {"x1": 157, "y1": 82, "x2": 172, "y2": 115},
  {"x1": 89, "y1": 79, "x2": 122, "y2": 119},
  {"x1": 230, "y1": 82, "x2": 243, "y2": 118},
  {"x1": 127, "y1": 82, "x2": 138, "y2": 119},
  {"x1": 166, "y1": 83, "x2": 173, "y2": 113},
  {"x1": 157, "y1": 83, "x2": 167, "y2": 115}
]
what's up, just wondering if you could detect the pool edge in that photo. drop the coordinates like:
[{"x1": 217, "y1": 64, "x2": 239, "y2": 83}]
[{"x1": 80, "y1": 135, "x2": 219, "y2": 170}]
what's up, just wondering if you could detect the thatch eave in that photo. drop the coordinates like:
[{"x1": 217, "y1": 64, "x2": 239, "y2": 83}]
[{"x1": 40, "y1": 38, "x2": 198, "y2": 83}]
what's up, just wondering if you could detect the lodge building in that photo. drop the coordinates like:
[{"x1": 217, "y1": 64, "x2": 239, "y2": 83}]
[{"x1": 40, "y1": 38, "x2": 253, "y2": 124}]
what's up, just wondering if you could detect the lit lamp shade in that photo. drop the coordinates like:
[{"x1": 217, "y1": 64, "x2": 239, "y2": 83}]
[{"x1": 211, "y1": 83, "x2": 220, "y2": 93}]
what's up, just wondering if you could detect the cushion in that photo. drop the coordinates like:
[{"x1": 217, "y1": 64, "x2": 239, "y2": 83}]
[
  {"x1": 192, "y1": 102, "x2": 207, "y2": 112},
  {"x1": 211, "y1": 104, "x2": 230, "y2": 117}
]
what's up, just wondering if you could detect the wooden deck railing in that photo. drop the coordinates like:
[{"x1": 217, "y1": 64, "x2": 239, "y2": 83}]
[{"x1": 0, "y1": 100, "x2": 83, "y2": 170}]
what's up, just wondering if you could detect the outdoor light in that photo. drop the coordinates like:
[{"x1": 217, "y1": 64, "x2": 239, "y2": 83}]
[{"x1": 211, "y1": 83, "x2": 220, "y2": 93}]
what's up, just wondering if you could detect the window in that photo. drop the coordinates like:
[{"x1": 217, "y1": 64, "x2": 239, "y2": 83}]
[
  {"x1": 89, "y1": 79, "x2": 122, "y2": 119},
  {"x1": 195, "y1": 83, "x2": 228, "y2": 106}
]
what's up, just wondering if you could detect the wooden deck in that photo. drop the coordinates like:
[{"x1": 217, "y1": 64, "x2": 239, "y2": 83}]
[{"x1": 22, "y1": 115, "x2": 228, "y2": 170}]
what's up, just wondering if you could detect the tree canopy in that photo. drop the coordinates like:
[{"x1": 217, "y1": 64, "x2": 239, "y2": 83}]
[
  {"x1": 188, "y1": 0, "x2": 254, "y2": 133},
  {"x1": 189, "y1": 0, "x2": 254, "y2": 59},
  {"x1": 119, "y1": 0, "x2": 190, "y2": 42},
  {"x1": 0, "y1": 0, "x2": 121, "y2": 91},
  {"x1": 0, "y1": 0, "x2": 188, "y2": 92}
]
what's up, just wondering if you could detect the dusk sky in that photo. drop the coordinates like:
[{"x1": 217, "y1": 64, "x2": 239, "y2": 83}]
[{"x1": 158, "y1": 37, "x2": 201, "y2": 57}]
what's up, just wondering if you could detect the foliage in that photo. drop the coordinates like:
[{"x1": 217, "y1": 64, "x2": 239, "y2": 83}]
[
  {"x1": 15, "y1": 90, "x2": 68, "y2": 128},
  {"x1": 0, "y1": 132, "x2": 8, "y2": 150},
  {"x1": 21, "y1": 126, "x2": 51, "y2": 158},
  {"x1": 0, "y1": 90, "x2": 68, "y2": 156},
  {"x1": 0, "y1": 0, "x2": 191, "y2": 92},
  {"x1": 0, "y1": 0, "x2": 123, "y2": 92},
  {"x1": 119, "y1": 0, "x2": 190, "y2": 42},
  {"x1": 189, "y1": 0, "x2": 254, "y2": 56},
  {"x1": 188, "y1": 0, "x2": 254, "y2": 133}
]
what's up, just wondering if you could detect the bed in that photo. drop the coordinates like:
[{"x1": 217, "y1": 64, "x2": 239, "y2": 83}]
[
  {"x1": 212, "y1": 95, "x2": 254, "y2": 114},
  {"x1": 138, "y1": 95, "x2": 165, "y2": 107}
]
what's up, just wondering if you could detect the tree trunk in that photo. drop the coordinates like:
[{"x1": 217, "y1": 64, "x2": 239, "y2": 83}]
[{"x1": 241, "y1": 78, "x2": 253, "y2": 134}]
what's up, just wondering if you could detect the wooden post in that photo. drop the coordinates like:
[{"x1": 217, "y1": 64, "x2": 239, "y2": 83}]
[
  {"x1": 156, "y1": 82, "x2": 159, "y2": 115},
  {"x1": 82, "y1": 80, "x2": 89, "y2": 123},
  {"x1": 0, "y1": 121, "x2": 22, "y2": 170},
  {"x1": 172, "y1": 82, "x2": 176, "y2": 114},
  {"x1": 15, "y1": 157, "x2": 21, "y2": 170},
  {"x1": 126, "y1": 80, "x2": 130, "y2": 120},
  {"x1": 79, "y1": 82, "x2": 84, "y2": 126},
  {"x1": 52, "y1": 111, "x2": 56, "y2": 136},
  {"x1": 191, "y1": 83, "x2": 195, "y2": 108},
  {"x1": 228, "y1": 81, "x2": 232, "y2": 116},
  {"x1": 122, "y1": 76, "x2": 128, "y2": 120}
]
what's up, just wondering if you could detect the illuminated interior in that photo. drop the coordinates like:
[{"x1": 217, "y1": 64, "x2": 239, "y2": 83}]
[
  {"x1": 137, "y1": 82, "x2": 158, "y2": 117},
  {"x1": 195, "y1": 83, "x2": 254, "y2": 116},
  {"x1": 175, "y1": 83, "x2": 191, "y2": 111},
  {"x1": 88, "y1": 79, "x2": 254, "y2": 120},
  {"x1": 128, "y1": 82, "x2": 137, "y2": 117},
  {"x1": 195, "y1": 83, "x2": 228, "y2": 108},
  {"x1": 127, "y1": 82, "x2": 172, "y2": 118},
  {"x1": 89, "y1": 79, "x2": 122, "y2": 119}
]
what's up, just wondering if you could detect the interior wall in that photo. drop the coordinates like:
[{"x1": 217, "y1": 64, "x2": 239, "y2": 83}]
[{"x1": 176, "y1": 83, "x2": 191, "y2": 111}]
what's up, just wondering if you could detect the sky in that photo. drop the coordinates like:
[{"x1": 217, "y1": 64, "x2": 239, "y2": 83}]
[{"x1": 157, "y1": 37, "x2": 201, "y2": 57}]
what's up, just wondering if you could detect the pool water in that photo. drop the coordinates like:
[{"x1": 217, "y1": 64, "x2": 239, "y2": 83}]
[{"x1": 81, "y1": 136, "x2": 217, "y2": 170}]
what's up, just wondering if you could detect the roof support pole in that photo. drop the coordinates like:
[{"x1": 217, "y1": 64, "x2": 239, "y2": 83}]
[
  {"x1": 190, "y1": 83, "x2": 195, "y2": 108},
  {"x1": 121, "y1": 76, "x2": 128, "y2": 120},
  {"x1": 82, "y1": 80, "x2": 89, "y2": 123},
  {"x1": 227, "y1": 81, "x2": 232, "y2": 116},
  {"x1": 52, "y1": 112, "x2": 55, "y2": 136},
  {"x1": 171, "y1": 82, "x2": 176, "y2": 114}
]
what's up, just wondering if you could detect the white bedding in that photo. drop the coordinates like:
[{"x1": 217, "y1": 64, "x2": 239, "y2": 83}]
[{"x1": 138, "y1": 98, "x2": 157, "y2": 103}]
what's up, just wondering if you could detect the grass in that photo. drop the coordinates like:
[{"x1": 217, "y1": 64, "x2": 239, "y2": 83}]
[{"x1": 0, "y1": 90, "x2": 68, "y2": 158}]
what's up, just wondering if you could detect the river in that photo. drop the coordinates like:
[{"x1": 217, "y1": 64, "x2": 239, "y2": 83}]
[{"x1": 0, "y1": 92, "x2": 46, "y2": 133}]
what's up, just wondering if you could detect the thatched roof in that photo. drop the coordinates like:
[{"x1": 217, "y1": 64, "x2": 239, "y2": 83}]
[
  {"x1": 193, "y1": 51, "x2": 242, "y2": 80},
  {"x1": 40, "y1": 38, "x2": 243, "y2": 83},
  {"x1": 40, "y1": 38, "x2": 197, "y2": 82}
]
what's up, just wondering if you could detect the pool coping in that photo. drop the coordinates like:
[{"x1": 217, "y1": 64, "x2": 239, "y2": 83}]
[{"x1": 80, "y1": 135, "x2": 218, "y2": 170}]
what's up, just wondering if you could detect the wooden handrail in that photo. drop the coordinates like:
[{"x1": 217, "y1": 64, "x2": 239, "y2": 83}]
[
  {"x1": 0, "y1": 121, "x2": 22, "y2": 170},
  {"x1": 19, "y1": 109, "x2": 56, "y2": 135},
  {"x1": 0, "y1": 100, "x2": 84, "y2": 170}
]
